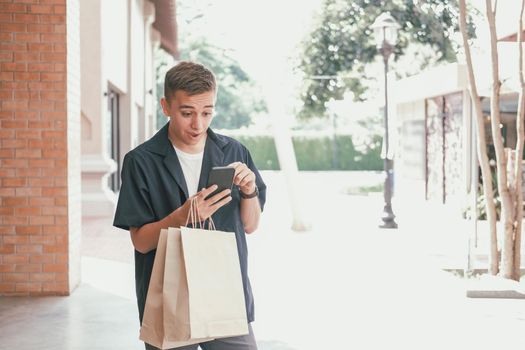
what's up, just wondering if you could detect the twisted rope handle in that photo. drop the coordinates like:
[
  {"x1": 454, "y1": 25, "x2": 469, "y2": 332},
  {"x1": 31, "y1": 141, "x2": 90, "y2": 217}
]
[{"x1": 184, "y1": 196, "x2": 216, "y2": 230}]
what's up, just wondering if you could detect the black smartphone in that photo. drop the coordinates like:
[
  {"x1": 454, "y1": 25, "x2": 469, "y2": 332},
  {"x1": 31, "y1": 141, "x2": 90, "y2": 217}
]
[{"x1": 205, "y1": 166, "x2": 235, "y2": 200}]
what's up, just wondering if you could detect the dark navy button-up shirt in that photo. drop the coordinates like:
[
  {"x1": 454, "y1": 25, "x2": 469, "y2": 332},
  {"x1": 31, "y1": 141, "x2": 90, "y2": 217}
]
[{"x1": 113, "y1": 123, "x2": 266, "y2": 324}]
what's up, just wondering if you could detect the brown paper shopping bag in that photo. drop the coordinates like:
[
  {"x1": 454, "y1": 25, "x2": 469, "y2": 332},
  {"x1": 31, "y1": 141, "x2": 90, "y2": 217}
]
[
  {"x1": 180, "y1": 224, "x2": 249, "y2": 339},
  {"x1": 139, "y1": 228, "x2": 213, "y2": 349},
  {"x1": 140, "y1": 198, "x2": 248, "y2": 348}
]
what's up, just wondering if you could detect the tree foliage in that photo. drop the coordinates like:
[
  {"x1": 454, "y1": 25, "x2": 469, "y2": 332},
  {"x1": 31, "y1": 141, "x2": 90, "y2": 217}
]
[
  {"x1": 155, "y1": 0, "x2": 269, "y2": 130},
  {"x1": 179, "y1": 39, "x2": 268, "y2": 129},
  {"x1": 297, "y1": 0, "x2": 477, "y2": 119},
  {"x1": 155, "y1": 40, "x2": 267, "y2": 130}
]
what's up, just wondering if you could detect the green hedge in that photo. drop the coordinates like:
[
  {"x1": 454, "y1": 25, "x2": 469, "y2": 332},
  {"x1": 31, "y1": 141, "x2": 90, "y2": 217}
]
[
  {"x1": 234, "y1": 134, "x2": 383, "y2": 171},
  {"x1": 235, "y1": 135, "x2": 280, "y2": 170}
]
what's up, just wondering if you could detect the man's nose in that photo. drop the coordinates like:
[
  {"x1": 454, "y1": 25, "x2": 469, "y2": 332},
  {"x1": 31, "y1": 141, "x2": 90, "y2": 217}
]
[{"x1": 191, "y1": 116, "x2": 202, "y2": 129}]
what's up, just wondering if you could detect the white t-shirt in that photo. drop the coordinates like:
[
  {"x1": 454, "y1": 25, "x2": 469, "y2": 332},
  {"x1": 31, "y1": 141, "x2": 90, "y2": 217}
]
[{"x1": 173, "y1": 146, "x2": 204, "y2": 197}]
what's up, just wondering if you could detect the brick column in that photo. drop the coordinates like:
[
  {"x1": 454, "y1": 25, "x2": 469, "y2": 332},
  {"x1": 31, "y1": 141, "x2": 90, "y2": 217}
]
[{"x1": 0, "y1": 0, "x2": 81, "y2": 296}]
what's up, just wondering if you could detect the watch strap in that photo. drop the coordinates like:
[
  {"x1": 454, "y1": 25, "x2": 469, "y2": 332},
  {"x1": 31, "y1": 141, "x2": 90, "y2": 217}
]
[{"x1": 240, "y1": 185, "x2": 258, "y2": 199}]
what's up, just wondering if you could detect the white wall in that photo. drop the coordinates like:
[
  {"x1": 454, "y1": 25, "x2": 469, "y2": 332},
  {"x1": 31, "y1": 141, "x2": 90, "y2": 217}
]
[
  {"x1": 80, "y1": 0, "x2": 102, "y2": 155},
  {"x1": 68, "y1": 0, "x2": 82, "y2": 292},
  {"x1": 395, "y1": 100, "x2": 426, "y2": 180},
  {"x1": 101, "y1": 0, "x2": 128, "y2": 93},
  {"x1": 392, "y1": 63, "x2": 470, "y2": 202},
  {"x1": 131, "y1": 0, "x2": 145, "y2": 109},
  {"x1": 392, "y1": 64, "x2": 468, "y2": 104},
  {"x1": 394, "y1": 100, "x2": 427, "y2": 201},
  {"x1": 80, "y1": 0, "x2": 160, "y2": 216}
]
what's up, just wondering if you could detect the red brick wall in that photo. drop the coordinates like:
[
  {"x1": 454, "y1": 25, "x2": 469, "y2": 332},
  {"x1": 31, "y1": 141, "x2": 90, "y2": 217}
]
[{"x1": 0, "y1": 0, "x2": 77, "y2": 296}]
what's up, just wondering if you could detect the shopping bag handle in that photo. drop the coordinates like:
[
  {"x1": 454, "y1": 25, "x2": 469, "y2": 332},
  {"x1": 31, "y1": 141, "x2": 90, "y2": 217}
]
[{"x1": 185, "y1": 197, "x2": 216, "y2": 231}]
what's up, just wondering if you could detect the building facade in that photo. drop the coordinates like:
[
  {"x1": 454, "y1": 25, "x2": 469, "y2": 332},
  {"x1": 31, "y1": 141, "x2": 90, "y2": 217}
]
[
  {"x1": 80, "y1": 0, "x2": 177, "y2": 217},
  {"x1": 392, "y1": 64, "x2": 471, "y2": 209},
  {"x1": 0, "y1": 0, "x2": 177, "y2": 296},
  {"x1": 392, "y1": 46, "x2": 524, "y2": 214}
]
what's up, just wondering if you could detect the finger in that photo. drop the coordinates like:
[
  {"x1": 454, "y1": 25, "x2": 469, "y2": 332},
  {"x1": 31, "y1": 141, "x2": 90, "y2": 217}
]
[
  {"x1": 236, "y1": 174, "x2": 249, "y2": 187},
  {"x1": 228, "y1": 162, "x2": 241, "y2": 169},
  {"x1": 209, "y1": 195, "x2": 233, "y2": 212},
  {"x1": 233, "y1": 166, "x2": 248, "y2": 181},
  {"x1": 198, "y1": 184, "x2": 218, "y2": 199},
  {"x1": 232, "y1": 163, "x2": 246, "y2": 176},
  {"x1": 235, "y1": 169, "x2": 252, "y2": 185},
  {"x1": 205, "y1": 188, "x2": 231, "y2": 205},
  {"x1": 201, "y1": 194, "x2": 232, "y2": 218},
  {"x1": 239, "y1": 174, "x2": 255, "y2": 188}
]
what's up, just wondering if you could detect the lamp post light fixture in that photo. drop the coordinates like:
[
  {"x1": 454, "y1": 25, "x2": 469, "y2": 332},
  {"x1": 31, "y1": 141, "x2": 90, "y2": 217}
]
[{"x1": 371, "y1": 12, "x2": 399, "y2": 229}]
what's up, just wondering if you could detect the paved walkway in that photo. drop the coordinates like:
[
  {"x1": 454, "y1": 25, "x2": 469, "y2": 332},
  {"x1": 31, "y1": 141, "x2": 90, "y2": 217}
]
[{"x1": 1, "y1": 171, "x2": 525, "y2": 350}]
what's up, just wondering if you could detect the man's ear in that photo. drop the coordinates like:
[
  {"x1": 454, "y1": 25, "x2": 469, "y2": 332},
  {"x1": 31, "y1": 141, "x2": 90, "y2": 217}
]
[{"x1": 160, "y1": 97, "x2": 170, "y2": 117}]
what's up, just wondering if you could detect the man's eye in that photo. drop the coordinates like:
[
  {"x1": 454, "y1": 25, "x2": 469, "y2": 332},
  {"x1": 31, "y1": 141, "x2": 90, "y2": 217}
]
[
  {"x1": 204, "y1": 112, "x2": 213, "y2": 117},
  {"x1": 182, "y1": 112, "x2": 192, "y2": 117}
]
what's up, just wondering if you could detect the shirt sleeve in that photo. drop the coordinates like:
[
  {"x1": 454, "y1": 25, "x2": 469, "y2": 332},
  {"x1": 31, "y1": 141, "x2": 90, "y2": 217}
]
[
  {"x1": 244, "y1": 147, "x2": 267, "y2": 212},
  {"x1": 113, "y1": 153, "x2": 156, "y2": 231}
]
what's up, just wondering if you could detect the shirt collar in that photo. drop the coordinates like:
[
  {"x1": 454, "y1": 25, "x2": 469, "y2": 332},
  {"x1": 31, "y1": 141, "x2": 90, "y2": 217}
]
[
  {"x1": 143, "y1": 122, "x2": 230, "y2": 200},
  {"x1": 144, "y1": 122, "x2": 229, "y2": 156}
]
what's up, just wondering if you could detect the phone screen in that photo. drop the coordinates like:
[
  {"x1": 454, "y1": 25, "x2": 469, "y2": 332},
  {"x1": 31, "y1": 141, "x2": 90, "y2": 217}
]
[{"x1": 205, "y1": 166, "x2": 235, "y2": 200}]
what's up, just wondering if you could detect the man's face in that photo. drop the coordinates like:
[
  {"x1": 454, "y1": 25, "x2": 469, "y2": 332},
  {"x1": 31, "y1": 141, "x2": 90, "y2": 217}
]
[{"x1": 161, "y1": 90, "x2": 215, "y2": 153}]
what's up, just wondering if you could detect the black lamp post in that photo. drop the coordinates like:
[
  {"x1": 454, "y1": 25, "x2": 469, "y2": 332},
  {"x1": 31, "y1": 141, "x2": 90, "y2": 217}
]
[{"x1": 371, "y1": 12, "x2": 399, "y2": 229}]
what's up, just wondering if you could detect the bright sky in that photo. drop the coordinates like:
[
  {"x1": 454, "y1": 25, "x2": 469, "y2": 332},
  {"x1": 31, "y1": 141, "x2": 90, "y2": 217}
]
[
  {"x1": 178, "y1": 0, "x2": 324, "y2": 116},
  {"x1": 467, "y1": 1, "x2": 521, "y2": 44},
  {"x1": 203, "y1": 0, "x2": 322, "y2": 79}
]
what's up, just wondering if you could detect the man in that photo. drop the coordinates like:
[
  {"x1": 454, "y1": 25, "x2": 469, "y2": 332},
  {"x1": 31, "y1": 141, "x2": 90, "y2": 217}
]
[{"x1": 113, "y1": 61, "x2": 266, "y2": 350}]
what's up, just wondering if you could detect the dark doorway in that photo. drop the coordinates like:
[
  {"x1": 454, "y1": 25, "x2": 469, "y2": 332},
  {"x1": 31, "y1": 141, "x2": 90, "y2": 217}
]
[{"x1": 108, "y1": 89, "x2": 121, "y2": 192}]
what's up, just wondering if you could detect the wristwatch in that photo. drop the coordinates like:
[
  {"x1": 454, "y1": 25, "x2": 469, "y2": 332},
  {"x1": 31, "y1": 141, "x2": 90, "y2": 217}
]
[{"x1": 240, "y1": 185, "x2": 259, "y2": 199}]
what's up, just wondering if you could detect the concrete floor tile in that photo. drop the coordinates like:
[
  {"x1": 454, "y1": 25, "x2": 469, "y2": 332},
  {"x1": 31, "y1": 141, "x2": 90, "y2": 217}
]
[{"x1": 0, "y1": 284, "x2": 143, "y2": 350}]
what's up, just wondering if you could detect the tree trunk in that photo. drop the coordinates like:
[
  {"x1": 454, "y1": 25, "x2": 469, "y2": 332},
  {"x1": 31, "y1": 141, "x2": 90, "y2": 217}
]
[
  {"x1": 513, "y1": 0, "x2": 525, "y2": 281},
  {"x1": 266, "y1": 87, "x2": 311, "y2": 232},
  {"x1": 508, "y1": 150, "x2": 523, "y2": 280},
  {"x1": 485, "y1": 0, "x2": 518, "y2": 279},
  {"x1": 459, "y1": 0, "x2": 499, "y2": 275},
  {"x1": 504, "y1": 149, "x2": 520, "y2": 279}
]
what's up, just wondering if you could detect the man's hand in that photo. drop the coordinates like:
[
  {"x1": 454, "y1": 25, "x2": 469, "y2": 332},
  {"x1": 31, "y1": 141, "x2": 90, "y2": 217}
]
[
  {"x1": 229, "y1": 162, "x2": 261, "y2": 233},
  {"x1": 183, "y1": 185, "x2": 232, "y2": 223},
  {"x1": 129, "y1": 185, "x2": 231, "y2": 253},
  {"x1": 229, "y1": 162, "x2": 256, "y2": 195}
]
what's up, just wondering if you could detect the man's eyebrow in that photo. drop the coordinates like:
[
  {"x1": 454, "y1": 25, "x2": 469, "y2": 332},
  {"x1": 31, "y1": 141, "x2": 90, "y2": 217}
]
[{"x1": 178, "y1": 104, "x2": 214, "y2": 109}]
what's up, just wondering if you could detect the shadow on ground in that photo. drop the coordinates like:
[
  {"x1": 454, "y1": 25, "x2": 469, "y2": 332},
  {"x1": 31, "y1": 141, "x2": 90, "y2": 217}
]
[{"x1": 257, "y1": 340, "x2": 298, "y2": 350}]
